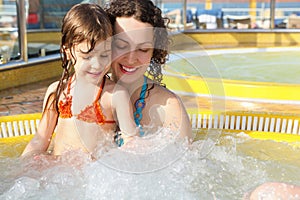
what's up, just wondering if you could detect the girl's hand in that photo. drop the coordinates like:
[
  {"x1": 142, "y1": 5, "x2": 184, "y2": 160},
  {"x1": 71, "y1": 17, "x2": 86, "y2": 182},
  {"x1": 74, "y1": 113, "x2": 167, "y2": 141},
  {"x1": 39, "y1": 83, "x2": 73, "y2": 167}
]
[{"x1": 114, "y1": 131, "x2": 136, "y2": 147}]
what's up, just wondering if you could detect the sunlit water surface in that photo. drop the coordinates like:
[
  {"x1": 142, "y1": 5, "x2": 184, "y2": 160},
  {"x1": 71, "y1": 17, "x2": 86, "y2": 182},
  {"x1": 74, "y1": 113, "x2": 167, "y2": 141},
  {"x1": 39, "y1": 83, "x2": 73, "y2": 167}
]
[
  {"x1": 0, "y1": 129, "x2": 300, "y2": 200},
  {"x1": 167, "y1": 47, "x2": 300, "y2": 84}
]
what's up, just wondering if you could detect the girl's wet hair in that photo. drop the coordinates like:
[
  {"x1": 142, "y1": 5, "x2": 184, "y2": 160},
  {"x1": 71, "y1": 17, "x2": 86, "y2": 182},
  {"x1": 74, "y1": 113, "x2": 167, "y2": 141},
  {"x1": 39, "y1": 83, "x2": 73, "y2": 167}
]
[
  {"x1": 106, "y1": 0, "x2": 169, "y2": 83},
  {"x1": 51, "y1": 3, "x2": 112, "y2": 113}
]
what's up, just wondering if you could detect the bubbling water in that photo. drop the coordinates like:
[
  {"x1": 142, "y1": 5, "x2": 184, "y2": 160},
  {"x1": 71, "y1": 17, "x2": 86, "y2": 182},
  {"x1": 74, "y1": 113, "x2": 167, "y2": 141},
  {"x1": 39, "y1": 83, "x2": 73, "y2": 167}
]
[{"x1": 1, "y1": 129, "x2": 300, "y2": 200}]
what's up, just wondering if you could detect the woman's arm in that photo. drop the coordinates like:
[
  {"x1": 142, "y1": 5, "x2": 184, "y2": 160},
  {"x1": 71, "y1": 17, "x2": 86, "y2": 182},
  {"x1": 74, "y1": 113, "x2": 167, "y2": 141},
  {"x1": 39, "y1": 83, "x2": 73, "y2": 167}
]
[
  {"x1": 164, "y1": 94, "x2": 193, "y2": 140},
  {"x1": 21, "y1": 83, "x2": 59, "y2": 156}
]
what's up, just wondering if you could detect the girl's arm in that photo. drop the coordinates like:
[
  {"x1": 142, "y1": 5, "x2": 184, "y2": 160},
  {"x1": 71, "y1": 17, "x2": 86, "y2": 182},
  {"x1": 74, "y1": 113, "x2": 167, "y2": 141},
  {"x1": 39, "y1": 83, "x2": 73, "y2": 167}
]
[
  {"x1": 21, "y1": 83, "x2": 59, "y2": 156},
  {"x1": 112, "y1": 86, "x2": 139, "y2": 137}
]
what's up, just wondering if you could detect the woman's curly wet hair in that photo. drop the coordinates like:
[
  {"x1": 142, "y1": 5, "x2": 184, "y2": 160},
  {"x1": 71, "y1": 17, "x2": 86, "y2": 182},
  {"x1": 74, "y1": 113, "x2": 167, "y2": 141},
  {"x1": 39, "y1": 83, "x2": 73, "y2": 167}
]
[{"x1": 106, "y1": 0, "x2": 169, "y2": 83}]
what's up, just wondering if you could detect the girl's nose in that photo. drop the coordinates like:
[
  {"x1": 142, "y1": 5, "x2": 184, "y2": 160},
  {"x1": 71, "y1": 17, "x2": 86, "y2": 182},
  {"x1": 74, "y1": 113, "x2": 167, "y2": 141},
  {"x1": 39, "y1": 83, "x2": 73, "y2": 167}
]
[{"x1": 91, "y1": 57, "x2": 102, "y2": 69}]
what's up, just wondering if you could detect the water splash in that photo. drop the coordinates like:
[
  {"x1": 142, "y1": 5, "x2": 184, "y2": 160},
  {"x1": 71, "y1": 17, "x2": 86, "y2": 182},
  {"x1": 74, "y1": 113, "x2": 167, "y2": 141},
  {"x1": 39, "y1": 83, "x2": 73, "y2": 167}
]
[{"x1": 1, "y1": 129, "x2": 300, "y2": 200}]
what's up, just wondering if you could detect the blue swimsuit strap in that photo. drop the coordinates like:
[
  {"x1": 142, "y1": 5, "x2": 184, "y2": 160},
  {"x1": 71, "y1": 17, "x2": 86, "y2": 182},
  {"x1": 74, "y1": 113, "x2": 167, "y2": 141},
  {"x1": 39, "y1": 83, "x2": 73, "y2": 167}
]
[
  {"x1": 114, "y1": 76, "x2": 147, "y2": 147},
  {"x1": 133, "y1": 76, "x2": 147, "y2": 136}
]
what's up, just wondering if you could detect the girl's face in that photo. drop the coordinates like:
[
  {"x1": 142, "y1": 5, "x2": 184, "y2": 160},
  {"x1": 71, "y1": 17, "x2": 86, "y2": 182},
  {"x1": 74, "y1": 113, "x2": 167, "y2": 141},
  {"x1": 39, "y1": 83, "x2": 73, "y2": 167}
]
[
  {"x1": 70, "y1": 39, "x2": 111, "y2": 85},
  {"x1": 112, "y1": 17, "x2": 154, "y2": 84}
]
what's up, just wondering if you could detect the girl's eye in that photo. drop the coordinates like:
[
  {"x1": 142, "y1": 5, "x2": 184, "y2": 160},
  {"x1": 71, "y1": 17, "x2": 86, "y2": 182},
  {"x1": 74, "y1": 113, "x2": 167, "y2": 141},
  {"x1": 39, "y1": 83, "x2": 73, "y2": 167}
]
[
  {"x1": 100, "y1": 50, "x2": 111, "y2": 58},
  {"x1": 100, "y1": 53, "x2": 109, "y2": 58},
  {"x1": 82, "y1": 56, "x2": 91, "y2": 60}
]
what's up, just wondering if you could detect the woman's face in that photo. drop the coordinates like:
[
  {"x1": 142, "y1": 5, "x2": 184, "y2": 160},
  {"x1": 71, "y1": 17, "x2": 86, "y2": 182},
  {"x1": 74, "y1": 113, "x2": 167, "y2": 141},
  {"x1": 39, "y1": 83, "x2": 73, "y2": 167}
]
[
  {"x1": 70, "y1": 39, "x2": 111, "y2": 85},
  {"x1": 112, "y1": 17, "x2": 154, "y2": 84}
]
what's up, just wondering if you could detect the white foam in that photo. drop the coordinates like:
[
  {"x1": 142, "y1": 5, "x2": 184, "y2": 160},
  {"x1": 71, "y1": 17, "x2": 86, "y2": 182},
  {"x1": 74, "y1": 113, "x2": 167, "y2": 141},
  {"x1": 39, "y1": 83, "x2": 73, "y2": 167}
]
[{"x1": 1, "y1": 129, "x2": 300, "y2": 199}]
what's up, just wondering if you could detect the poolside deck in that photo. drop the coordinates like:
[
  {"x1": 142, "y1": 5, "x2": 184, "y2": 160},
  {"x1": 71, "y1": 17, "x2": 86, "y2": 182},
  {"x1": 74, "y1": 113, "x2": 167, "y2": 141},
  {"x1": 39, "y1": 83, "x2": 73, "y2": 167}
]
[
  {"x1": 0, "y1": 78, "x2": 56, "y2": 116},
  {"x1": 1, "y1": 77, "x2": 300, "y2": 117}
]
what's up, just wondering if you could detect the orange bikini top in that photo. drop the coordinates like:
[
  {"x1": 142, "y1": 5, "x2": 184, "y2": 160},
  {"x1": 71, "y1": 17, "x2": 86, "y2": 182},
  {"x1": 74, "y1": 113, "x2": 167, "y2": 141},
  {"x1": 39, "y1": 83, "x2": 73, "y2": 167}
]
[{"x1": 58, "y1": 76, "x2": 115, "y2": 125}]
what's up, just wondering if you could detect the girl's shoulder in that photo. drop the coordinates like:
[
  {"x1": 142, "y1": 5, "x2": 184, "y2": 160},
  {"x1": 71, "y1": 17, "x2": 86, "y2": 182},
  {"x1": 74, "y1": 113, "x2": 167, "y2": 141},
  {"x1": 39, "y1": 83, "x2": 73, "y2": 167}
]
[
  {"x1": 104, "y1": 77, "x2": 127, "y2": 93},
  {"x1": 44, "y1": 81, "x2": 59, "y2": 97},
  {"x1": 47, "y1": 81, "x2": 60, "y2": 92},
  {"x1": 104, "y1": 77, "x2": 115, "y2": 86},
  {"x1": 42, "y1": 81, "x2": 60, "y2": 110}
]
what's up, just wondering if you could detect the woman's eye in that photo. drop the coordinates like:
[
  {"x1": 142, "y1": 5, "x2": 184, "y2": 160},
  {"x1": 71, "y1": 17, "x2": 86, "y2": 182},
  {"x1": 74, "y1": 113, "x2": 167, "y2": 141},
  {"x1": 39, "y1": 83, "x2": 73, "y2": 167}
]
[
  {"x1": 139, "y1": 48, "x2": 150, "y2": 53},
  {"x1": 113, "y1": 40, "x2": 129, "y2": 50},
  {"x1": 115, "y1": 44, "x2": 128, "y2": 50}
]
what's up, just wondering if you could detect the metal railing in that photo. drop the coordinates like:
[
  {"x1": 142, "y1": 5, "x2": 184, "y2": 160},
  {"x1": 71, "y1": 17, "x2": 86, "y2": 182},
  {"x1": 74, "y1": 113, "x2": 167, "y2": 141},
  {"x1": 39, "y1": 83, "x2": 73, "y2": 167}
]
[
  {"x1": 1, "y1": 0, "x2": 300, "y2": 64},
  {"x1": 16, "y1": 0, "x2": 27, "y2": 62},
  {"x1": 165, "y1": 0, "x2": 300, "y2": 31}
]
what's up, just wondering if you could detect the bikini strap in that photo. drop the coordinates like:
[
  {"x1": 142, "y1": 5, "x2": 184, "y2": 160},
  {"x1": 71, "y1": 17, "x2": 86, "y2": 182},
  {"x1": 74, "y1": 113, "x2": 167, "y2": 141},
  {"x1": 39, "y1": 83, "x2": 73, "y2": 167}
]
[
  {"x1": 134, "y1": 76, "x2": 147, "y2": 136},
  {"x1": 92, "y1": 76, "x2": 116, "y2": 124},
  {"x1": 95, "y1": 76, "x2": 106, "y2": 103}
]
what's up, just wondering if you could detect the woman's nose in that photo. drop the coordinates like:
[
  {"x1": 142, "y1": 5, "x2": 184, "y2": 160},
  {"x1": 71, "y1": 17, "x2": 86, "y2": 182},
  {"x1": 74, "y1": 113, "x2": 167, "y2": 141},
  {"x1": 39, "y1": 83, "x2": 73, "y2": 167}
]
[{"x1": 126, "y1": 50, "x2": 138, "y2": 64}]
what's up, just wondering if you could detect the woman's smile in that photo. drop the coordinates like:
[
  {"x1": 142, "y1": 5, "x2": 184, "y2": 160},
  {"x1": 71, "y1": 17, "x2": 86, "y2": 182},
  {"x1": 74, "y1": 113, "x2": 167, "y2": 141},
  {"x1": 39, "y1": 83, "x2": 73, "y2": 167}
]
[{"x1": 119, "y1": 64, "x2": 139, "y2": 74}]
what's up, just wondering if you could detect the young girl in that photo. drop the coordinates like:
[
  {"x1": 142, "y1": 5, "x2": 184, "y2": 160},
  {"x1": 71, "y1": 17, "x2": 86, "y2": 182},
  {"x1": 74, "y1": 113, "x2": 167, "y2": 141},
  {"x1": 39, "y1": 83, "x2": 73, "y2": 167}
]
[{"x1": 22, "y1": 3, "x2": 138, "y2": 158}]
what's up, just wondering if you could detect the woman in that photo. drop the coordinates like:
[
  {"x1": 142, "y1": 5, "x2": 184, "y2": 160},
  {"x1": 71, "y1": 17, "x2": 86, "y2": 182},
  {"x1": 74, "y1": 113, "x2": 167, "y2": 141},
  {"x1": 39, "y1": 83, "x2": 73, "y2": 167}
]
[{"x1": 106, "y1": 0, "x2": 192, "y2": 140}]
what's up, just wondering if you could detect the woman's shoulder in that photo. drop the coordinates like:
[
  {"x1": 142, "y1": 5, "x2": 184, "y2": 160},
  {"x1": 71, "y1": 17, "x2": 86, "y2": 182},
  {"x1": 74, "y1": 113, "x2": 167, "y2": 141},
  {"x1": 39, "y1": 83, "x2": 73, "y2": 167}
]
[
  {"x1": 148, "y1": 83, "x2": 184, "y2": 109},
  {"x1": 149, "y1": 83, "x2": 189, "y2": 125},
  {"x1": 152, "y1": 83, "x2": 177, "y2": 99}
]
